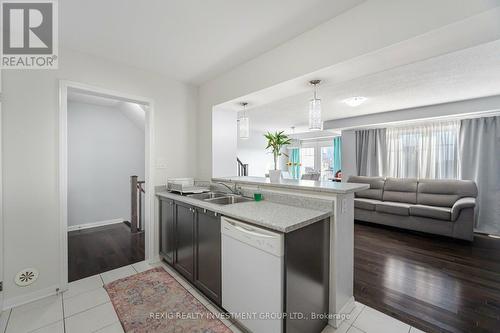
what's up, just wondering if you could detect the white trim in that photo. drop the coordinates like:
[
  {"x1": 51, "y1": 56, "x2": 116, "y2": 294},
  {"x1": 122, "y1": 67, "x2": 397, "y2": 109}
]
[
  {"x1": 324, "y1": 95, "x2": 500, "y2": 132},
  {"x1": 59, "y1": 80, "x2": 155, "y2": 294},
  {"x1": 2, "y1": 285, "x2": 59, "y2": 311},
  {"x1": 0, "y1": 81, "x2": 3, "y2": 310},
  {"x1": 329, "y1": 296, "x2": 355, "y2": 328},
  {"x1": 337, "y1": 109, "x2": 500, "y2": 132},
  {"x1": 67, "y1": 218, "x2": 125, "y2": 232}
]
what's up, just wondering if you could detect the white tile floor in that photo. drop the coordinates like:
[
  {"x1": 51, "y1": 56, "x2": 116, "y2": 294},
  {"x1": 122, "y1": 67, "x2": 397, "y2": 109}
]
[{"x1": 0, "y1": 261, "x2": 428, "y2": 333}]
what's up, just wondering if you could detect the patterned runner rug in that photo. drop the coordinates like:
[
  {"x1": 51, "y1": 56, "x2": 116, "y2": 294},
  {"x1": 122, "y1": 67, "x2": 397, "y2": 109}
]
[{"x1": 105, "y1": 267, "x2": 232, "y2": 333}]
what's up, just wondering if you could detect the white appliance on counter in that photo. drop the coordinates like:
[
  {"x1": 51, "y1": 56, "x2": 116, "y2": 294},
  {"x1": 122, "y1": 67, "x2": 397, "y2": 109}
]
[
  {"x1": 221, "y1": 217, "x2": 284, "y2": 333},
  {"x1": 166, "y1": 177, "x2": 209, "y2": 194}
]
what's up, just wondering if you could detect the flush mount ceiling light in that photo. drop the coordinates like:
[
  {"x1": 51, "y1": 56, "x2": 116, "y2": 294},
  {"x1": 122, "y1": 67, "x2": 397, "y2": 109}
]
[
  {"x1": 343, "y1": 96, "x2": 367, "y2": 107},
  {"x1": 238, "y1": 102, "x2": 249, "y2": 139},
  {"x1": 308, "y1": 80, "x2": 322, "y2": 131}
]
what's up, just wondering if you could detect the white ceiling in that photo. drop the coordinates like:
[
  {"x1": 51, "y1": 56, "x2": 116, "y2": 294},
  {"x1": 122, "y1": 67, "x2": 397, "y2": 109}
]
[
  {"x1": 67, "y1": 90, "x2": 121, "y2": 108},
  {"x1": 237, "y1": 40, "x2": 500, "y2": 133},
  {"x1": 60, "y1": 0, "x2": 363, "y2": 84},
  {"x1": 68, "y1": 91, "x2": 146, "y2": 131}
]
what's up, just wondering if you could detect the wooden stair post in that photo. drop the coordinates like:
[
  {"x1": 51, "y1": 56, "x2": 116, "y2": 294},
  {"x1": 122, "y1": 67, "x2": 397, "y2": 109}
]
[{"x1": 130, "y1": 175, "x2": 138, "y2": 233}]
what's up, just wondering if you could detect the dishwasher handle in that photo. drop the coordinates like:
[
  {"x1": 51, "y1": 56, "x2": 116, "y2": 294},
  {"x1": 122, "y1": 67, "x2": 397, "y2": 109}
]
[
  {"x1": 221, "y1": 217, "x2": 284, "y2": 256},
  {"x1": 232, "y1": 223, "x2": 276, "y2": 238}
]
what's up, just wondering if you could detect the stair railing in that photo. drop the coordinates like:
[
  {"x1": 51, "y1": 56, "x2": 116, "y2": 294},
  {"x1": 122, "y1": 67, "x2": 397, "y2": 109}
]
[
  {"x1": 237, "y1": 158, "x2": 248, "y2": 176},
  {"x1": 130, "y1": 175, "x2": 145, "y2": 233}
]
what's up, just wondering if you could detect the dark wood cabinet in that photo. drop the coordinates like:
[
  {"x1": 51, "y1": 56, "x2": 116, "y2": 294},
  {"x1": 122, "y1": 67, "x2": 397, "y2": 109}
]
[
  {"x1": 174, "y1": 202, "x2": 195, "y2": 281},
  {"x1": 158, "y1": 198, "x2": 222, "y2": 305},
  {"x1": 194, "y1": 208, "x2": 222, "y2": 305},
  {"x1": 159, "y1": 198, "x2": 175, "y2": 264}
]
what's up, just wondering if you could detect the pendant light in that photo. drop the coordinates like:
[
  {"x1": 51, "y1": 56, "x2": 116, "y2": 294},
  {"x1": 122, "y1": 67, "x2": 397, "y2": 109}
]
[
  {"x1": 238, "y1": 102, "x2": 249, "y2": 139},
  {"x1": 308, "y1": 80, "x2": 322, "y2": 131}
]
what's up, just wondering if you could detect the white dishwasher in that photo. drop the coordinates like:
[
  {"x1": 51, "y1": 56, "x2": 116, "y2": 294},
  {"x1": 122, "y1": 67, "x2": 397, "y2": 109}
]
[{"x1": 221, "y1": 216, "x2": 284, "y2": 333}]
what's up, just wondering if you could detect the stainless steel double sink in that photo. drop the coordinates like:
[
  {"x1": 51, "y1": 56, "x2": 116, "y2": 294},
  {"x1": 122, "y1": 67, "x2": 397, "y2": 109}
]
[{"x1": 187, "y1": 192, "x2": 253, "y2": 205}]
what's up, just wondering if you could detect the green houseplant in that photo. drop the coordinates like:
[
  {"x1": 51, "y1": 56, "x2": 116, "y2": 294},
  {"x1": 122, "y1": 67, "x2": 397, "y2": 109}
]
[{"x1": 264, "y1": 131, "x2": 292, "y2": 182}]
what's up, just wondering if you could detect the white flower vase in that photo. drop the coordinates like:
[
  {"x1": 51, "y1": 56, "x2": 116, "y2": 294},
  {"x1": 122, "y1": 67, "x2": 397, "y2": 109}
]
[{"x1": 269, "y1": 170, "x2": 282, "y2": 183}]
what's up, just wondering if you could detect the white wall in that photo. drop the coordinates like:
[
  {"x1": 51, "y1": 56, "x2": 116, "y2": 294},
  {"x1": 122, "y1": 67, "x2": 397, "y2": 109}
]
[
  {"x1": 68, "y1": 101, "x2": 145, "y2": 227},
  {"x1": 1, "y1": 48, "x2": 197, "y2": 307},
  {"x1": 197, "y1": 0, "x2": 500, "y2": 180},
  {"x1": 212, "y1": 108, "x2": 238, "y2": 178},
  {"x1": 237, "y1": 129, "x2": 274, "y2": 177},
  {"x1": 341, "y1": 130, "x2": 356, "y2": 182}
]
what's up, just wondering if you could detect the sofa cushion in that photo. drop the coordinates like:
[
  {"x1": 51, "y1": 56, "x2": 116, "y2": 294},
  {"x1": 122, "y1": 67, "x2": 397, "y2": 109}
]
[
  {"x1": 375, "y1": 202, "x2": 411, "y2": 216},
  {"x1": 410, "y1": 205, "x2": 452, "y2": 221},
  {"x1": 354, "y1": 198, "x2": 381, "y2": 211},
  {"x1": 348, "y1": 176, "x2": 385, "y2": 200},
  {"x1": 382, "y1": 178, "x2": 418, "y2": 204},
  {"x1": 417, "y1": 179, "x2": 478, "y2": 207}
]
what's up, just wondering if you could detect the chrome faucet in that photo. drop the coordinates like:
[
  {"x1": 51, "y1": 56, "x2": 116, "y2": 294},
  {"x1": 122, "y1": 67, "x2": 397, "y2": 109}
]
[{"x1": 216, "y1": 182, "x2": 241, "y2": 195}]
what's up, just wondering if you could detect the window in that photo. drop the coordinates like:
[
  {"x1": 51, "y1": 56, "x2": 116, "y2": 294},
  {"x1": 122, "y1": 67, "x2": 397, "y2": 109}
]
[
  {"x1": 386, "y1": 121, "x2": 459, "y2": 179},
  {"x1": 296, "y1": 138, "x2": 341, "y2": 180},
  {"x1": 299, "y1": 147, "x2": 315, "y2": 175},
  {"x1": 320, "y1": 146, "x2": 334, "y2": 180}
]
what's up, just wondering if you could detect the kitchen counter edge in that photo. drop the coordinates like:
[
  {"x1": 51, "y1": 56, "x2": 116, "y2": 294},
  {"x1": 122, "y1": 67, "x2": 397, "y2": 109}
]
[{"x1": 156, "y1": 191, "x2": 332, "y2": 233}]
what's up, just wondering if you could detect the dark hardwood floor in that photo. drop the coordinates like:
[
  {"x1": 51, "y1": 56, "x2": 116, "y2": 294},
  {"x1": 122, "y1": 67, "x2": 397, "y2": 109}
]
[
  {"x1": 354, "y1": 222, "x2": 500, "y2": 333},
  {"x1": 68, "y1": 222, "x2": 144, "y2": 282}
]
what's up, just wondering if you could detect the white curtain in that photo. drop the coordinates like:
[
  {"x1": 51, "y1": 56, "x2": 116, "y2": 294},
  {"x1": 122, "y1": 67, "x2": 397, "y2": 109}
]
[
  {"x1": 460, "y1": 116, "x2": 500, "y2": 235},
  {"x1": 386, "y1": 121, "x2": 460, "y2": 179}
]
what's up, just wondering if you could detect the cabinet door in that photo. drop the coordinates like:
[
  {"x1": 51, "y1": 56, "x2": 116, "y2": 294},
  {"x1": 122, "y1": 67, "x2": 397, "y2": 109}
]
[
  {"x1": 159, "y1": 198, "x2": 175, "y2": 264},
  {"x1": 174, "y1": 202, "x2": 195, "y2": 281},
  {"x1": 195, "y1": 209, "x2": 222, "y2": 305}
]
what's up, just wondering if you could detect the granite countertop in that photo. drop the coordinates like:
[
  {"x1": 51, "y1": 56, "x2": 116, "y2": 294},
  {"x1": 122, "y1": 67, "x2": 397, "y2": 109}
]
[
  {"x1": 212, "y1": 176, "x2": 369, "y2": 194},
  {"x1": 156, "y1": 191, "x2": 332, "y2": 233}
]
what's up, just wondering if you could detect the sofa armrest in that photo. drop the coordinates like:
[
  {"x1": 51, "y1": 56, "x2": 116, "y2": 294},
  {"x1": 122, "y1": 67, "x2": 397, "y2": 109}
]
[{"x1": 451, "y1": 197, "x2": 476, "y2": 221}]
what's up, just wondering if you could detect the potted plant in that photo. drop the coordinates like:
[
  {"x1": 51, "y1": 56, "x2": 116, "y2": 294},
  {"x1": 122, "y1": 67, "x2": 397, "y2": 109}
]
[{"x1": 264, "y1": 131, "x2": 292, "y2": 182}]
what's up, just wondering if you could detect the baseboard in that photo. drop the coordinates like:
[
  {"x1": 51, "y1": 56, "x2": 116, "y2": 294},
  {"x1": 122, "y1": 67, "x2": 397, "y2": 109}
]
[
  {"x1": 329, "y1": 296, "x2": 356, "y2": 328},
  {"x1": 149, "y1": 255, "x2": 161, "y2": 264},
  {"x1": 67, "y1": 218, "x2": 125, "y2": 232},
  {"x1": 2, "y1": 285, "x2": 59, "y2": 311}
]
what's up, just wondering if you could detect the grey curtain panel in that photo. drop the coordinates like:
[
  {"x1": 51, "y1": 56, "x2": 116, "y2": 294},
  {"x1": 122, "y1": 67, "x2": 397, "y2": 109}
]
[
  {"x1": 355, "y1": 128, "x2": 387, "y2": 177},
  {"x1": 460, "y1": 116, "x2": 500, "y2": 235}
]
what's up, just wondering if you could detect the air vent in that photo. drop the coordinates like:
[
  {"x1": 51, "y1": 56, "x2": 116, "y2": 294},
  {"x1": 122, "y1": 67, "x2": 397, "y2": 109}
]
[{"x1": 15, "y1": 268, "x2": 39, "y2": 287}]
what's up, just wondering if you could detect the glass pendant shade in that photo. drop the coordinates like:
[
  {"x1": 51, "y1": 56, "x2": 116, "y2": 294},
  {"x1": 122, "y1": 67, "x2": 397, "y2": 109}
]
[
  {"x1": 308, "y1": 80, "x2": 322, "y2": 131},
  {"x1": 309, "y1": 97, "x2": 322, "y2": 130},
  {"x1": 238, "y1": 102, "x2": 250, "y2": 139},
  {"x1": 239, "y1": 116, "x2": 249, "y2": 139}
]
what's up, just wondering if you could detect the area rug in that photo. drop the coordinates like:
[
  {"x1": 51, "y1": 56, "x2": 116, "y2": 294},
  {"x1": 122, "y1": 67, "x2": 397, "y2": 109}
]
[{"x1": 104, "y1": 267, "x2": 232, "y2": 333}]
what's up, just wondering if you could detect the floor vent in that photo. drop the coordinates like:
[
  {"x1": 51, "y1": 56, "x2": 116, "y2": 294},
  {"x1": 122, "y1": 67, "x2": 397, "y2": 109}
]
[{"x1": 15, "y1": 268, "x2": 39, "y2": 287}]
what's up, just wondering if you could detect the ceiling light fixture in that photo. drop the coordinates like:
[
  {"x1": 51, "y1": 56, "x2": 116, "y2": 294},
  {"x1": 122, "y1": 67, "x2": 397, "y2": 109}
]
[
  {"x1": 238, "y1": 102, "x2": 249, "y2": 139},
  {"x1": 343, "y1": 96, "x2": 367, "y2": 107},
  {"x1": 308, "y1": 80, "x2": 322, "y2": 131}
]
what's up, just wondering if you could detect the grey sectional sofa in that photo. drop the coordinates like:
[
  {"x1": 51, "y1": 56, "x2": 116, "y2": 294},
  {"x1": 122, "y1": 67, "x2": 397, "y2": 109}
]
[{"x1": 348, "y1": 176, "x2": 478, "y2": 241}]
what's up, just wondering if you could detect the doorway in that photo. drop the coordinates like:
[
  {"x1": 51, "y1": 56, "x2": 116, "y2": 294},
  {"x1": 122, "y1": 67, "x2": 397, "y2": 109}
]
[{"x1": 59, "y1": 81, "x2": 154, "y2": 286}]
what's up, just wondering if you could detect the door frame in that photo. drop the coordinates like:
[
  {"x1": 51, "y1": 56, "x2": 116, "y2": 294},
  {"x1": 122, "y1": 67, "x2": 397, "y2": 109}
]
[
  {"x1": 0, "y1": 84, "x2": 4, "y2": 309},
  {"x1": 299, "y1": 137, "x2": 337, "y2": 178},
  {"x1": 58, "y1": 80, "x2": 155, "y2": 290}
]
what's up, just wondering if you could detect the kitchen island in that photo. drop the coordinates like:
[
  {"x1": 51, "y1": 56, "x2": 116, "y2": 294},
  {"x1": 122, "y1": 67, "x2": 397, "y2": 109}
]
[{"x1": 156, "y1": 177, "x2": 368, "y2": 333}]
